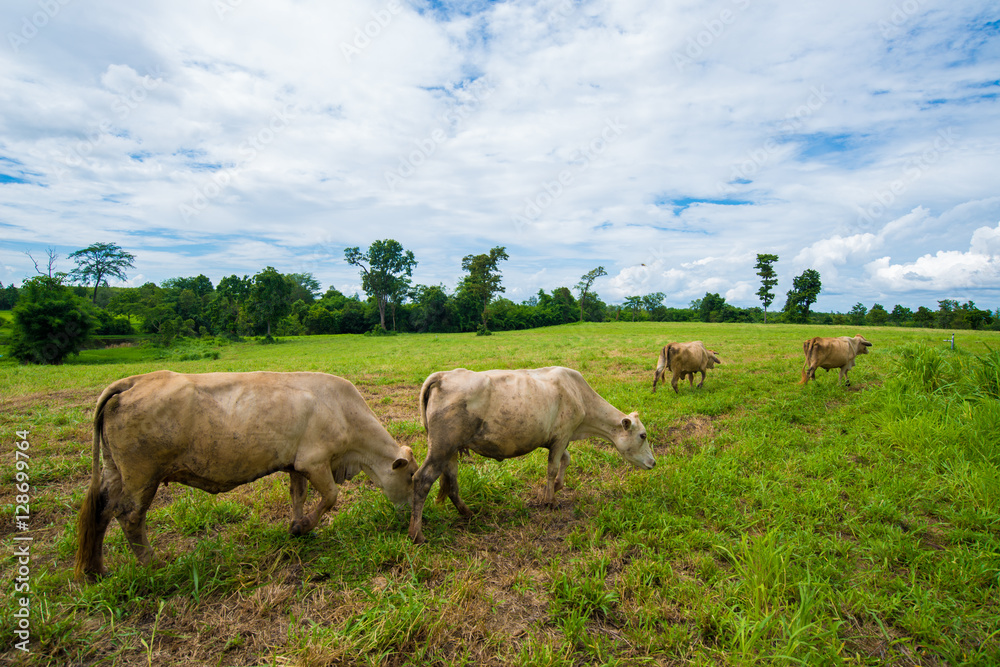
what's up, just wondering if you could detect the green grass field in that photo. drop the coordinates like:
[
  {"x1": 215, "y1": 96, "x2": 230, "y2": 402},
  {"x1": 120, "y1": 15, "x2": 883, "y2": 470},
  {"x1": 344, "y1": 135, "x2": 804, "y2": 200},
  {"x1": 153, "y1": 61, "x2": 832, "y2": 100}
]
[{"x1": 1, "y1": 323, "x2": 998, "y2": 665}]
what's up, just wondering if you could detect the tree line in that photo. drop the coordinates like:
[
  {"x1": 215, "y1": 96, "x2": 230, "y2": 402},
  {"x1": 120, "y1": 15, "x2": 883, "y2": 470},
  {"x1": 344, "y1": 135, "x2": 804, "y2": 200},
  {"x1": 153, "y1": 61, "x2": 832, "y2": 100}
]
[{"x1": 1, "y1": 242, "x2": 997, "y2": 365}]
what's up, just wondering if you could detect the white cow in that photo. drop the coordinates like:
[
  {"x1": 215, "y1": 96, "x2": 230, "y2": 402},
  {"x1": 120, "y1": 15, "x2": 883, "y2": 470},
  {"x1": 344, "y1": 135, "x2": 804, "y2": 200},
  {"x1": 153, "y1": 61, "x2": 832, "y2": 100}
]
[
  {"x1": 408, "y1": 366, "x2": 655, "y2": 543},
  {"x1": 75, "y1": 371, "x2": 418, "y2": 580}
]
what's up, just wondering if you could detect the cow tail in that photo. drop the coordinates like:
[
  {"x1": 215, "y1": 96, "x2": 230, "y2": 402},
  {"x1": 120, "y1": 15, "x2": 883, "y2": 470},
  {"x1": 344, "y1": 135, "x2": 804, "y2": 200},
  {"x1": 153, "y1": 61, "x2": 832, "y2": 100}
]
[
  {"x1": 653, "y1": 347, "x2": 668, "y2": 392},
  {"x1": 418, "y1": 373, "x2": 444, "y2": 432},
  {"x1": 800, "y1": 339, "x2": 816, "y2": 384},
  {"x1": 75, "y1": 379, "x2": 130, "y2": 580}
]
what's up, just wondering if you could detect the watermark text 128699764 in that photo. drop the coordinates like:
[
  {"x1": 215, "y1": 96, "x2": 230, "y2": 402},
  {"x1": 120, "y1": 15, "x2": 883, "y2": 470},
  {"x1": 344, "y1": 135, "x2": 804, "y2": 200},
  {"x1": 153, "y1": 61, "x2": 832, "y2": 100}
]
[{"x1": 13, "y1": 429, "x2": 33, "y2": 653}]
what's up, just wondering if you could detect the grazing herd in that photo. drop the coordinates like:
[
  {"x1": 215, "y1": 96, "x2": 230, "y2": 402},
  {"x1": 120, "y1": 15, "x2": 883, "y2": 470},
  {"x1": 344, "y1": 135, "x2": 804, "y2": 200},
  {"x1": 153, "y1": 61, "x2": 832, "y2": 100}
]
[{"x1": 74, "y1": 333, "x2": 872, "y2": 580}]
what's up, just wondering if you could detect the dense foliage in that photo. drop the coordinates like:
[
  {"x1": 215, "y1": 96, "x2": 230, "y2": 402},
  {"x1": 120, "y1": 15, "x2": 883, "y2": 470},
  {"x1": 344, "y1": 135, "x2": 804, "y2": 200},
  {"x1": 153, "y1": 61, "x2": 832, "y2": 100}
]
[
  {"x1": 3, "y1": 241, "x2": 999, "y2": 355},
  {"x1": 7, "y1": 276, "x2": 97, "y2": 364}
]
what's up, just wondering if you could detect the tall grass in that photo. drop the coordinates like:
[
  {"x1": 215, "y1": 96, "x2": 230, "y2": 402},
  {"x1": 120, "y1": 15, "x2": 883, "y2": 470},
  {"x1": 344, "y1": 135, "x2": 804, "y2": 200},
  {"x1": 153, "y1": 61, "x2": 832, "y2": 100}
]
[{"x1": 1, "y1": 324, "x2": 999, "y2": 665}]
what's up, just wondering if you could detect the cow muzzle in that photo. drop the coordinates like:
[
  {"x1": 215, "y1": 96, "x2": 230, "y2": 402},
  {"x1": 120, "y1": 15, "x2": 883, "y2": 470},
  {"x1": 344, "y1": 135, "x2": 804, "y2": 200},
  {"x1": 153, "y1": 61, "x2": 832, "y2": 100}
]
[{"x1": 629, "y1": 453, "x2": 656, "y2": 470}]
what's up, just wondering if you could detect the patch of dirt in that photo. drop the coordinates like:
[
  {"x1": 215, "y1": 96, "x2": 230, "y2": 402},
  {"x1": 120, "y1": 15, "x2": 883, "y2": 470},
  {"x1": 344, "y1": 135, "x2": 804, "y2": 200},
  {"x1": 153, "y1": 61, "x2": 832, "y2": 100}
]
[
  {"x1": 0, "y1": 388, "x2": 97, "y2": 414},
  {"x1": 661, "y1": 415, "x2": 718, "y2": 454}
]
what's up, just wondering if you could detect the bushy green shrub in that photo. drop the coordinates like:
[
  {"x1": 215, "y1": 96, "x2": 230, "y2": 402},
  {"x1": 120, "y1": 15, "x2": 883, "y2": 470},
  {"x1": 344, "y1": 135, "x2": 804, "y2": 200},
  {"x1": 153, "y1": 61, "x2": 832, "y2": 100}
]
[{"x1": 8, "y1": 277, "x2": 96, "y2": 365}]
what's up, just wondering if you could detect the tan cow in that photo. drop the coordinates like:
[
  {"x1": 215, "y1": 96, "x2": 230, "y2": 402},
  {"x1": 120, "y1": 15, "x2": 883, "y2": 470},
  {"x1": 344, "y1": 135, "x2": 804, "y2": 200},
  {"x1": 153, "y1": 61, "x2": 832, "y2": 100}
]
[
  {"x1": 652, "y1": 341, "x2": 722, "y2": 393},
  {"x1": 407, "y1": 366, "x2": 655, "y2": 543},
  {"x1": 75, "y1": 371, "x2": 418, "y2": 581},
  {"x1": 800, "y1": 335, "x2": 873, "y2": 386}
]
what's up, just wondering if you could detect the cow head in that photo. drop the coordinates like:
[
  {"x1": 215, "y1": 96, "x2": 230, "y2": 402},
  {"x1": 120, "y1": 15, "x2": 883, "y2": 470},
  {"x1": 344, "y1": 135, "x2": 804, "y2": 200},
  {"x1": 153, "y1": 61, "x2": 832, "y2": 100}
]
[
  {"x1": 382, "y1": 445, "x2": 419, "y2": 509},
  {"x1": 708, "y1": 351, "x2": 722, "y2": 367},
  {"x1": 613, "y1": 412, "x2": 655, "y2": 470},
  {"x1": 854, "y1": 335, "x2": 873, "y2": 354}
]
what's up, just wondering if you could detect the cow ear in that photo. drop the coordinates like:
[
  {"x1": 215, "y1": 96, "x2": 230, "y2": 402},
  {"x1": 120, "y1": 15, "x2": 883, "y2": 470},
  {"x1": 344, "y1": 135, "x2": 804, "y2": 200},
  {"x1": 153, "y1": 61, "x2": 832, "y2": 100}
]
[
  {"x1": 392, "y1": 457, "x2": 408, "y2": 470},
  {"x1": 621, "y1": 416, "x2": 632, "y2": 431}
]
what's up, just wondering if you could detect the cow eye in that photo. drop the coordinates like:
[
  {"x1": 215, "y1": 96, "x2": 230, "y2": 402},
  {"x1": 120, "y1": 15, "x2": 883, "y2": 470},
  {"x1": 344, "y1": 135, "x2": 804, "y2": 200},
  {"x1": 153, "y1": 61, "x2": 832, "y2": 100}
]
[{"x1": 640, "y1": 433, "x2": 647, "y2": 440}]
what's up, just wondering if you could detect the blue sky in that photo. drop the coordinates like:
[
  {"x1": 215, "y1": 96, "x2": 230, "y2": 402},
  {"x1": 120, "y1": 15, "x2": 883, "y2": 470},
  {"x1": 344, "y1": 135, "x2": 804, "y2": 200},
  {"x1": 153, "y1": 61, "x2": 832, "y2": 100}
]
[{"x1": 1, "y1": 0, "x2": 999, "y2": 312}]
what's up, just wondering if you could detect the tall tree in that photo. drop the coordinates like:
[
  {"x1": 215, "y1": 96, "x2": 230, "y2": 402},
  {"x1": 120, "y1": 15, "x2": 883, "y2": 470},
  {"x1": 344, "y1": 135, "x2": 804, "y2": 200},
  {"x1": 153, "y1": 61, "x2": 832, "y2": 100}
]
[
  {"x1": 345, "y1": 240, "x2": 417, "y2": 329},
  {"x1": 575, "y1": 266, "x2": 607, "y2": 322},
  {"x1": 888, "y1": 304, "x2": 913, "y2": 325},
  {"x1": 285, "y1": 273, "x2": 322, "y2": 304},
  {"x1": 162, "y1": 275, "x2": 214, "y2": 297},
  {"x1": 868, "y1": 303, "x2": 889, "y2": 326},
  {"x1": 848, "y1": 302, "x2": 868, "y2": 325},
  {"x1": 783, "y1": 269, "x2": 822, "y2": 323},
  {"x1": 25, "y1": 247, "x2": 60, "y2": 278},
  {"x1": 754, "y1": 253, "x2": 779, "y2": 323},
  {"x1": 623, "y1": 295, "x2": 642, "y2": 321},
  {"x1": 641, "y1": 292, "x2": 666, "y2": 313},
  {"x1": 461, "y1": 246, "x2": 509, "y2": 330},
  {"x1": 106, "y1": 287, "x2": 145, "y2": 324},
  {"x1": 699, "y1": 292, "x2": 727, "y2": 322},
  {"x1": 245, "y1": 267, "x2": 292, "y2": 337},
  {"x1": 67, "y1": 242, "x2": 136, "y2": 303}
]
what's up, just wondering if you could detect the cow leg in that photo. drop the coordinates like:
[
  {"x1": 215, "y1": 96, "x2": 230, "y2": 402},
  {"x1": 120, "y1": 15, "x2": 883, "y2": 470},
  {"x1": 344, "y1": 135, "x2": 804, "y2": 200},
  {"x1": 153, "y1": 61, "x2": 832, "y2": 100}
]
[
  {"x1": 288, "y1": 471, "x2": 308, "y2": 534},
  {"x1": 291, "y1": 464, "x2": 339, "y2": 536},
  {"x1": 689, "y1": 372, "x2": 696, "y2": 389},
  {"x1": 82, "y1": 485, "x2": 118, "y2": 578},
  {"x1": 697, "y1": 370, "x2": 706, "y2": 389},
  {"x1": 84, "y1": 467, "x2": 124, "y2": 578},
  {"x1": 671, "y1": 370, "x2": 680, "y2": 394},
  {"x1": 436, "y1": 453, "x2": 472, "y2": 517},
  {"x1": 88, "y1": 500, "x2": 116, "y2": 577},
  {"x1": 409, "y1": 455, "x2": 449, "y2": 544},
  {"x1": 116, "y1": 482, "x2": 160, "y2": 565},
  {"x1": 544, "y1": 441, "x2": 570, "y2": 505},
  {"x1": 553, "y1": 448, "x2": 571, "y2": 495}
]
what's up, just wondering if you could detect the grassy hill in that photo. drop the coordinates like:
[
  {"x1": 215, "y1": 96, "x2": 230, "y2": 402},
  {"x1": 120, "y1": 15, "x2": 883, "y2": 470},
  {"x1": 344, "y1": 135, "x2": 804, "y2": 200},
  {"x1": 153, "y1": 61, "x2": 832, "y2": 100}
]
[{"x1": 1, "y1": 323, "x2": 997, "y2": 665}]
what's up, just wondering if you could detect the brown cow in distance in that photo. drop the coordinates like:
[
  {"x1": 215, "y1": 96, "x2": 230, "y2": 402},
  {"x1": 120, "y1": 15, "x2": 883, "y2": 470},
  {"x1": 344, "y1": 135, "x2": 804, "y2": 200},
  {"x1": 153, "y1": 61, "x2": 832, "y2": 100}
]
[
  {"x1": 75, "y1": 371, "x2": 418, "y2": 581},
  {"x1": 653, "y1": 341, "x2": 722, "y2": 393},
  {"x1": 800, "y1": 335, "x2": 873, "y2": 386}
]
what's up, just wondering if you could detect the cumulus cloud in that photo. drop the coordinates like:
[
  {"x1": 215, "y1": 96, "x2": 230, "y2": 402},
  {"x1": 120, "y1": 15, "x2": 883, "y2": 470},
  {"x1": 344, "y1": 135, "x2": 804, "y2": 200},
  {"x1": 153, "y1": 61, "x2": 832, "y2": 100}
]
[
  {"x1": 0, "y1": 0, "x2": 998, "y2": 311},
  {"x1": 793, "y1": 233, "x2": 879, "y2": 280},
  {"x1": 867, "y1": 222, "x2": 1000, "y2": 292}
]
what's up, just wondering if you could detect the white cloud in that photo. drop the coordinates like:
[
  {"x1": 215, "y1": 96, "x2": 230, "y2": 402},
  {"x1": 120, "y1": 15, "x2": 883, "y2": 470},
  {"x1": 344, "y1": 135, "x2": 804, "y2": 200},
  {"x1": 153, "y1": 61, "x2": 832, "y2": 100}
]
[
  {"x1": 867, "y1": 222, "x2": 1000, "y2": 292},
  {"x1": 0, "y1": 0, "x2": 998, "y2": 312},
  {"x1": 793, "y1": 233, "x2": 879, "y2": 280}
]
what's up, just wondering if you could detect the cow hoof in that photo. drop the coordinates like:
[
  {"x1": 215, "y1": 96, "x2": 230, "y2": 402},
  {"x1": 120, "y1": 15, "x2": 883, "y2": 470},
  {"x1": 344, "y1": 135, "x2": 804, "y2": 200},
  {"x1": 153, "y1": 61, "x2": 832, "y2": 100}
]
[{"x1": 289, "y1": 521, "x2": 309, "y2": 537}]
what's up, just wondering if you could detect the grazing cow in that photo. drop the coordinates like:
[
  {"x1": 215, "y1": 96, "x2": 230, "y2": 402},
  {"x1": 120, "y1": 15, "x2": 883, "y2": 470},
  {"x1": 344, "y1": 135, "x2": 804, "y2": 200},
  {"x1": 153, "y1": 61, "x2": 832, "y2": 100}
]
[
  {"x1": 652, "y1": 341, "x2": 722, "y2": 393},
  {"x1": 408, "y1": 367, "x2": 655, "y2": 544},
  {"x1": 75, "y1": 371, "x2": 418, "y2": 581},
  {"x1": 800, "y1": 335, "x2": 873, "y2": 386}
]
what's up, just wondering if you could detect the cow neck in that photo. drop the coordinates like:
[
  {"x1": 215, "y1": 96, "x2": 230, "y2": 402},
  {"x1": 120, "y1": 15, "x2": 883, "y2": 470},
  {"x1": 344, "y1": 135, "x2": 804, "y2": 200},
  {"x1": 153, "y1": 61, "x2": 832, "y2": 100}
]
[
  {"x1": 573, "y1": 391, "x2": 626, "y2": 444},
  {"x1": 345, "y1": 418, "x2": 397, "y2": 487}
]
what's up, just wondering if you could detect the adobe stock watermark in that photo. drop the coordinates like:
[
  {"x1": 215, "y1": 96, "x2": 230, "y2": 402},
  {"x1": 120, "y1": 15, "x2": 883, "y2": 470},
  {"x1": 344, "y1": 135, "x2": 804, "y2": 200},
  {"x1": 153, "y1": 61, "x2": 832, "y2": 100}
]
[
  {"x1": 717, "y1": 84, "x2": 830, "y2": 195},
  {"x1": 295, "y1": 234, "x2": 341, "y2": 278},
  {"x1": 511, "y1": 117, "x2": 627, "y2": 233},
  {"x1": 673, "y1": 0, "x2": 752, "y2": 72},
  {"x1": 213, "y1": 0, "x2": 246, "y2": 20},
  {"x1": 11, "y1": 430, "x2": 33, "y2": 653},
  {"x1": 54, "y1": 67, "x2": 164, "y2": 175},
  {"x1": 7, "y1": 0, "x2": 74, "y2": 53},
  {"x1": 383, "y1": 75, "x2": 496, "y2": 192},
  {"x1": 877, "y1": 0, "x2": 926, "y2": 39},
  {"x1": 179, "y1": 104, "x2": 297, "y2": 222},
  {"x1": 855, "y1": 127, "x2": 957, "y2": 230},
  {"x1": 340, "y1": 0, "x2": 404, "y2": 63}
]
